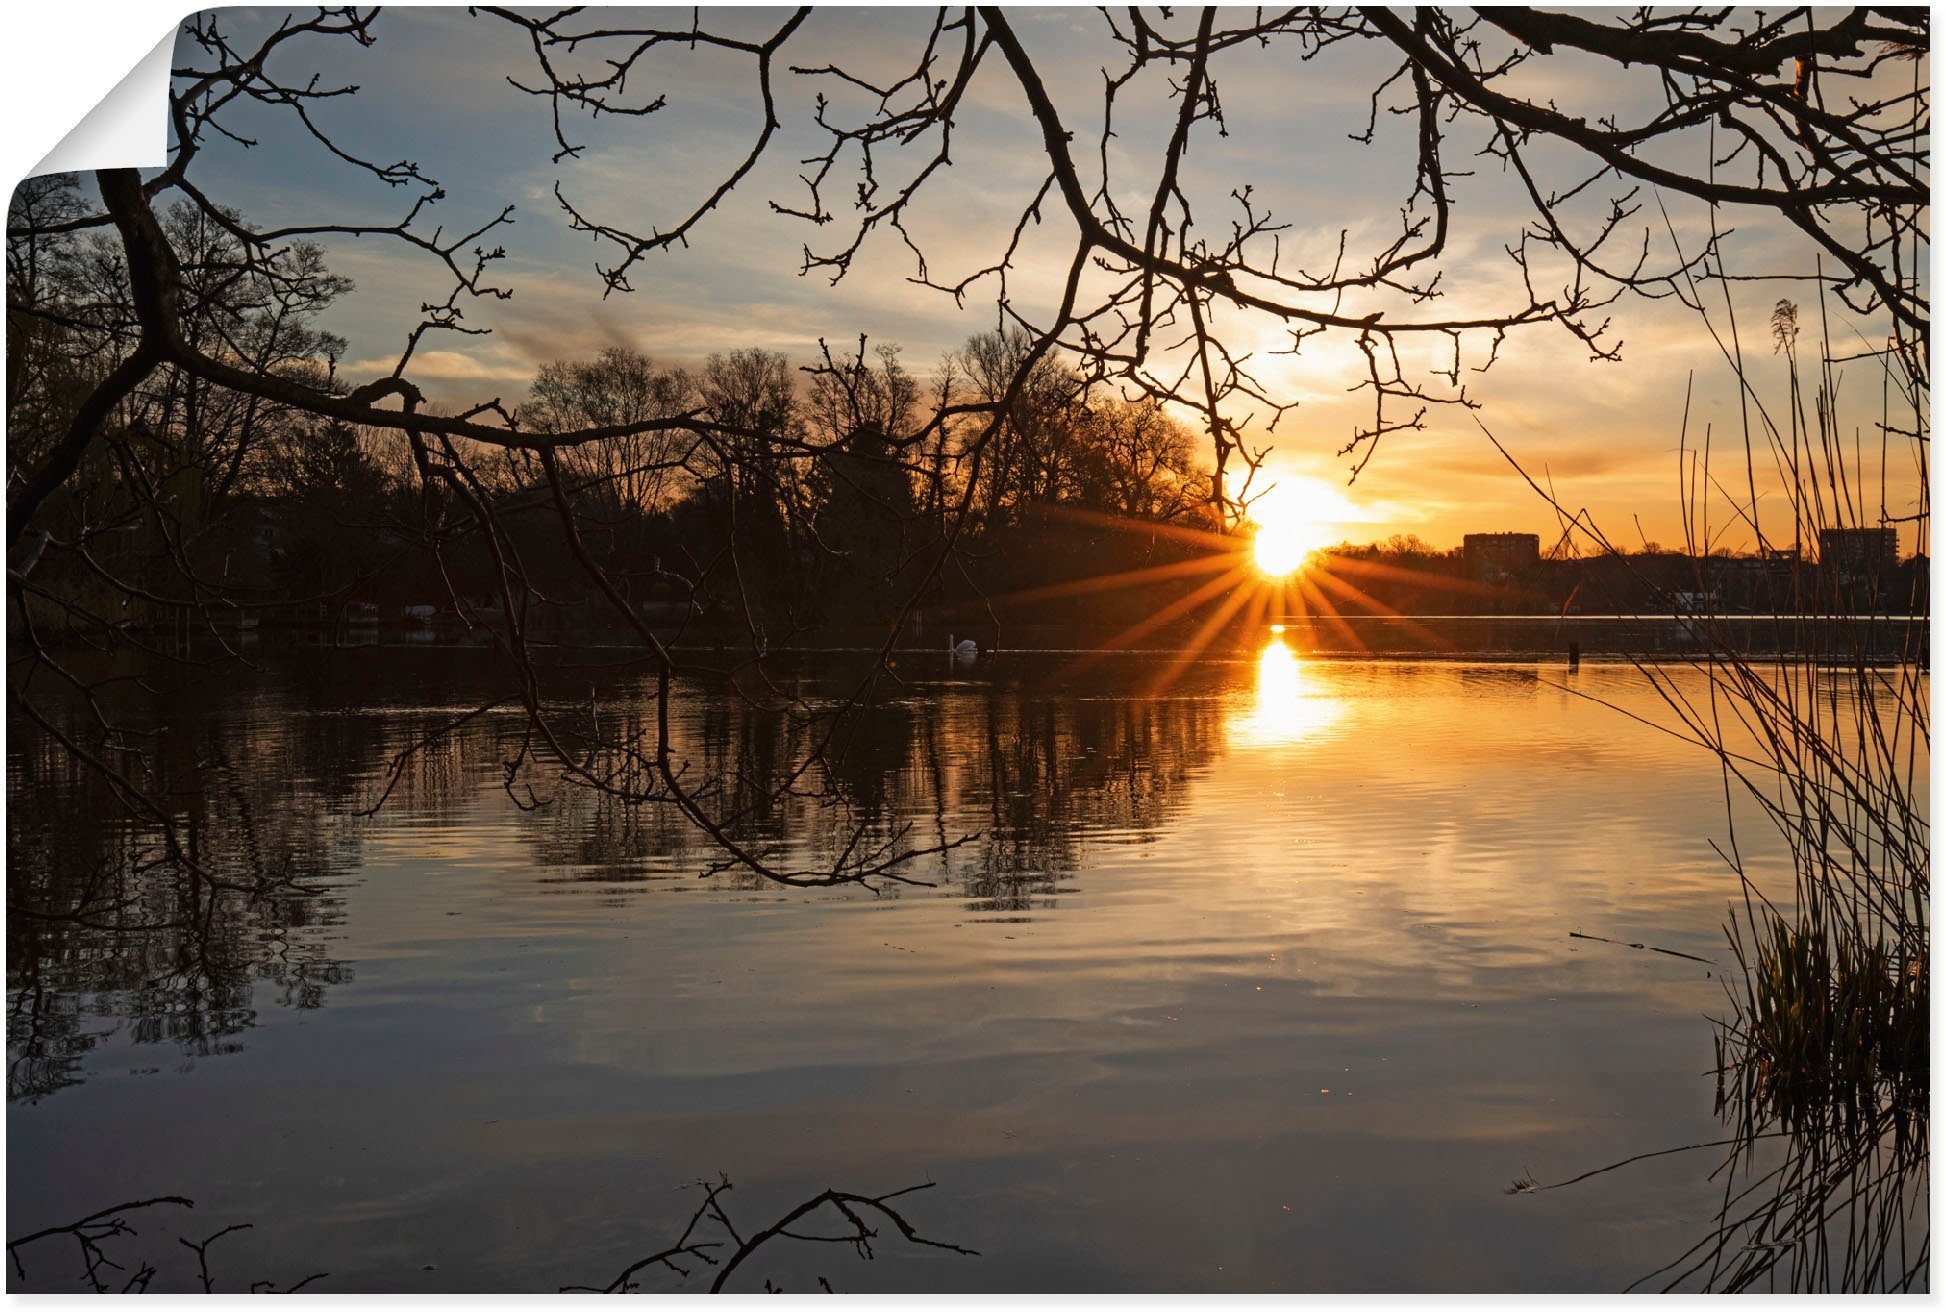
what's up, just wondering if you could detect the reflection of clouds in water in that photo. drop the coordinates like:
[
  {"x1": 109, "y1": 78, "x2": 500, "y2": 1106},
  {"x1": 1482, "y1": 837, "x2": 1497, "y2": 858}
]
[
  {"x1": 1231, "y1": 640, "x2": 1345, "y2": 747},
  {"x1": 19, "y1": 651, "x2": 1908, "y2": 1290}
]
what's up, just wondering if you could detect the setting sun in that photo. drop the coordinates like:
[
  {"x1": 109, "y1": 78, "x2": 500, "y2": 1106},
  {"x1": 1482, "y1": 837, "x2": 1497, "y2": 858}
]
[
  {"x1": 1252, "y1": 519, "x2": 1315, "y2": 577},
  {"x1": 1248, "y1": 477, "x2": 1355, "y2": 577}
]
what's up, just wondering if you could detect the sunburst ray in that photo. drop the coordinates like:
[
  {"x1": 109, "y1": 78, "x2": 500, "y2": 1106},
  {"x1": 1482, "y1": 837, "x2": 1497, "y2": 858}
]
[
  {"x1": 1055, "y1": 561, "x2": 1256, "y2": 680},
  {"x1": 1149, "y1": 575, "x2": 1266, "y2": 693},
  {"x1": 1304, "y1": 564, "x2": 1457, "y2": 652},
  {"x1": 979, "y1": 550, "x2": 1243, "y2": 609}
]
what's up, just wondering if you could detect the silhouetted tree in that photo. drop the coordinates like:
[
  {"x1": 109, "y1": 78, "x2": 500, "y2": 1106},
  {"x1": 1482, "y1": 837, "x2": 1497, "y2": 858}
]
[{"x1": 5, "y1": 6, "x2": 1926, "y2": 891}]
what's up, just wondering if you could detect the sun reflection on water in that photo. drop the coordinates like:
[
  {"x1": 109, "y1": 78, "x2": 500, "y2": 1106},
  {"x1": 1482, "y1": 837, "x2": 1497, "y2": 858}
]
[{"x1": 1231, "y1": 640, "x2": 1345, "y2": 747}]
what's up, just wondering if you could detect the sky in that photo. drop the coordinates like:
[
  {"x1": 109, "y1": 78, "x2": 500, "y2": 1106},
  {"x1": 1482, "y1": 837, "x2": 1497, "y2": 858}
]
[{"x1": 161, "y1": 6, "x2": 1926, "y2": 554}]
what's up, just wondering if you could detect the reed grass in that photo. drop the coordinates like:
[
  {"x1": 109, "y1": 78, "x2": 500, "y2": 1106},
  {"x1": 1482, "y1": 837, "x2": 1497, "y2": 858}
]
[
  {"x1": 1666, "y1": 282, "x2": 1926, "y2": 1289},
  {"x1": 1718, "y1": 910, "x2": 1927, "y2": 1127},
  {"x1": 1510, "y1": 267, "x2": 1927, "y2": 1289}
]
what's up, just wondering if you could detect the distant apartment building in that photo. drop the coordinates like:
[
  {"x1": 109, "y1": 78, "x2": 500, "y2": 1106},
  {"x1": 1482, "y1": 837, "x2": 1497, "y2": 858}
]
[
  {"x1": 1708, "y1": 548, "x2": 1801, "y2": 612},
  {"x1": 1818, "y1": 527, "x2": 1899, "y2": 578},
  {"x1": 1462, "y1": 531, "x2": 1540, "y2": 581}
]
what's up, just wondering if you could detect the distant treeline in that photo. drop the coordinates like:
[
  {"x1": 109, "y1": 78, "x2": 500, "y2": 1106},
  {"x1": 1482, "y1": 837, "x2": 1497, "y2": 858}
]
[
  {"x1": 9, "y1": 178, "x2": 1229, "y2": 643},
  {"x1": 1292, "y1": 535, "x2": 1927, "y2": 620},
  {"x1": 954, "y1": 534, "x2": 1927, "y2": 648},
  {"x1": 9, "y1": 178, "x2": 1920, "y2": 652}
]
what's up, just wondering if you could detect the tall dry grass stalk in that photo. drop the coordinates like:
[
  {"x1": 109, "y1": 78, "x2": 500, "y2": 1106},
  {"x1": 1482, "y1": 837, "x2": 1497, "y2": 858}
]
[
  {"x1": 1666, "y1": 284, "x2": 1928, "y2": 1292},
  {"x1": 1503, "y1": 264, "x2": 1927, "y2": 1288}
]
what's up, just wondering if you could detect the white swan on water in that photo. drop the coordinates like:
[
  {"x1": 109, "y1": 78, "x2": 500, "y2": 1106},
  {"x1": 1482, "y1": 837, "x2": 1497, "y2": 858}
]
[{"x1": 948, "y1": 634, "x2": 978, "y2": 663}]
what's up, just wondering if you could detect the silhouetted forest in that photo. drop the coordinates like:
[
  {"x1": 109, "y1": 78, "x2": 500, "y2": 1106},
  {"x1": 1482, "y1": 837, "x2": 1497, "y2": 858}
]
[
  {"x1": 11, "y1": 177, "x2": 1921, "y2": 657},
  {"x1": 10, "y1": 178, "x2": 1229, "y2": 648}
]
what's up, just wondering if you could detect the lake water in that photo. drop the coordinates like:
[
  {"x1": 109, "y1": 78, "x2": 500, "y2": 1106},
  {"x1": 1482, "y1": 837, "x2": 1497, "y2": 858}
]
[{"x1": 5, "y1": 645, "x2": 1925, "y2": 1291}]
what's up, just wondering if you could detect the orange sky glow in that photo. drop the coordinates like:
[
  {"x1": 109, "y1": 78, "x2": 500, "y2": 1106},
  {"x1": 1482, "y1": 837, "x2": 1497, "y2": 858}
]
[{"x1": 180, "y1": 8, "x2": 1926, "y2": 557}]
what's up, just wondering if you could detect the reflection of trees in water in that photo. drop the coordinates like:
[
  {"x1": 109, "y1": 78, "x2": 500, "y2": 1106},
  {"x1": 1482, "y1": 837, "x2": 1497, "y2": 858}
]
[
  {"x1": 947, "y1": 691, "x2": 1223, "y2": 913},
  {"x1": 9, "y1": 658, "x2": 1227, "y2": 1098},
  {"x1": 503, "y1": 679, "x2": 1226, "y2": 914},
  {"x1": 7, "y1": 680, "x2": 358, "y2": 1102}
]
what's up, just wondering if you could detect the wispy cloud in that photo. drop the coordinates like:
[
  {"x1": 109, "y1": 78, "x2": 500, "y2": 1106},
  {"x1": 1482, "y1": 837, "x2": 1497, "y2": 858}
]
[{"x1": 179, "y1": 7, "x2": 1918, "y2": 553}]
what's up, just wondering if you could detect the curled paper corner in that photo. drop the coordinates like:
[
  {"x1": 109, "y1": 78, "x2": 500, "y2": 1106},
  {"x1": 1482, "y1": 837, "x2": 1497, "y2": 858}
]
[{"x1": 32, "y1": 26, "x2": 177, "y2": 179}]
